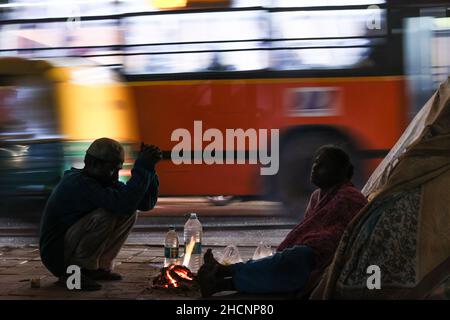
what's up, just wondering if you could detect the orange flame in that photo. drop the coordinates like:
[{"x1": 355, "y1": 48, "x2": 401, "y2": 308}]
[
  {"x1": 165, "y1": 265, "x2": 179, "y2": 288},
  {"x1": 182, "y1": 236, "x2": 196, "y2": 267}
]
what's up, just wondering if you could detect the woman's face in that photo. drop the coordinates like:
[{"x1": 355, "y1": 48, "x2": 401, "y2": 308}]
[{"x1": 310, "y1": 151, "x2": 339, "y2": 189}]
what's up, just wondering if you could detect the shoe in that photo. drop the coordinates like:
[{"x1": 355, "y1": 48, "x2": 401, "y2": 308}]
[
  {"x1": 204, "y1": 248, "x2": 217, "y2": 265},
  {"x1": 203, "y1": 249, "x2": 233, "y2": 278},
  {"x1": 198, "y1": 250, "x2": 235, "y2": 298},
  {"x1": 83, "y1": 268, "x2": 123, "y2": 281},
  {"x1": 197, "y1": 263, "x2": 222, "y2": 298},
  {"x1": 56, "y1": 274, "x2": 102, "y2": 291}
]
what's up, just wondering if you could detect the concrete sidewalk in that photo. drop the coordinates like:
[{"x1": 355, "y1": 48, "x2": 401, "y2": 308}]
[{"x1": 0, "y1": 244, "x2": 256, "y2": 300}]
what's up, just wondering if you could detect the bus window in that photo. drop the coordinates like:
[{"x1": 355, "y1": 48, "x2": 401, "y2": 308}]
[
  {"x1": 3, "y1": 0, "x2": 122, "y2": 19},
  {"x1": 432, "y1": 17, "x2": 450, "y2": 87},
  {"x1": 0, "y1": 19, "x2": 122, "y2": 66},
  {"x1": 124, "y1": 43, "x2": 268, "y2": 74},
  {"x1": 123, "y1": 9, "x2": 269, "y2": 74},
  {"x1": 404, "y1": 9, "x2": 450, "y2": 117},
  {"x1": 269, "y1": 7, "x2": 387, "y2": 70},
  {"x1": 272, "y1": 0, "x2": 385, "y2": 7}
]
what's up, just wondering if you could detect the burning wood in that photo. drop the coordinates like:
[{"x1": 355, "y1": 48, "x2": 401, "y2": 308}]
[
  {"x1": 152, "y1": 264, "x2": 198, "y2": 290},
  {"x1": 152, "y1": 236, "x2": 200, "y2": 291}
]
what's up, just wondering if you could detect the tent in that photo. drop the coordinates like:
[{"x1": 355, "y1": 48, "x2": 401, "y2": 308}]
[{"x1": 312, "y1": 77, "x2": 450, "y2": 299}]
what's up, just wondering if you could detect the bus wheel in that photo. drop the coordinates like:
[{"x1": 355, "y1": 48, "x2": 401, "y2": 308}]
[
  {"x1": 277, "y1": 131, "x2": 361, "y2": 218},
  {"x1": 206, "y1": 195, "x2": 235, "y2": 206}
]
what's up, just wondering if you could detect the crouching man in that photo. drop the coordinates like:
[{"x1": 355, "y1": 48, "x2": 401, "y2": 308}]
[
  {"x1": 198, "y1": 145, "x2": 368, "y2": 297},
  {"x1": 39, "y1": 138, "x2": 162, "y2": 290}
]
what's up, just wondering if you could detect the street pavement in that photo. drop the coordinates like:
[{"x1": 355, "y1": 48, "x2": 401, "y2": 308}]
[
  {"x1": 0, "y1": 197, "x2": 300, "y2": 300},
  {"x1": 0, "y1": 244, "x2": 266, "y2": 300},
  {"x1": 0, "y1": 197, "x2": 299, "y2": 300},
  {"x1": 0, "y1": 197, "x2": 300, "y2": 247}
]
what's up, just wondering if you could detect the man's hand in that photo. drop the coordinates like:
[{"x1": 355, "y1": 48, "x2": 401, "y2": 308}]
[{"x1": 138, "y1": 143, "x2": 163, "y2": 166}]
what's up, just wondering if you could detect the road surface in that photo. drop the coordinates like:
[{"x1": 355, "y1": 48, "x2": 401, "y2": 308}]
[{"x1": 0, "y1": 197, "x2": 302, "y2": 247}]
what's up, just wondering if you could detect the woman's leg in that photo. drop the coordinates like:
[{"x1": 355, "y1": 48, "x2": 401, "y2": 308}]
[{"x1": 230, "y1": 245, "x2": 315, "y2": 294}]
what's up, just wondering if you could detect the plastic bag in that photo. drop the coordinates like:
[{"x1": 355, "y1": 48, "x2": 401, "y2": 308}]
[
  {"x1": 252, "y1": 242, "x2": 273, "y2": 260},
  {"x1": 216, "y1": 245, "x2": 243, "y2": 265}
]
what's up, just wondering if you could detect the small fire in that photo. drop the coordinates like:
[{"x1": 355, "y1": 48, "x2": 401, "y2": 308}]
[
  {"x1": 183, "y1": 236, "x2": 196, "y2": 267},
  {"x1": 153, "y1": 264, "x2": 196, "y2": 290},
  {"x1": 152, "y1": 236, "x2": 198, "y2": 290}
]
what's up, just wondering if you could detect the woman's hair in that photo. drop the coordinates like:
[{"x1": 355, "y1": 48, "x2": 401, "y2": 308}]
[{"x1": 315, "y1": 144, "x2": 354, "y2": 180}]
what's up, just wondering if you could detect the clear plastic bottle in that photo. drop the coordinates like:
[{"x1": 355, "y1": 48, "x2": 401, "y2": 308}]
[
  {"x1": 164, "y1": 225, "x2": 179, "y2": 267},
  {"x1": 183, "y1": 213, "x2": 203, "y2": 273}
]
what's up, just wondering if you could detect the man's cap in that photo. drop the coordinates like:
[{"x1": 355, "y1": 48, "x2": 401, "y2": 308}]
[{"x1": 86, "y1": 137, "x2": 124, "y2": 163}]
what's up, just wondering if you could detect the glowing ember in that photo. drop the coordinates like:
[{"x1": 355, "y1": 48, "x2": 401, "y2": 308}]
[
  {"x1": 152, "y1": 264, "x2": 196, "y2": 290},
  {"x1": 152, "y1": 237, "x2": 199, "y2": 290}
]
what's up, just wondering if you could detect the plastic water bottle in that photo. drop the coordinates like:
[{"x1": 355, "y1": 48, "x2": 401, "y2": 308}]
[
  {"x1": 164, "y1": 226, "x2": 179, "y2": 267},
  {"x1": 183, "y1": 213, "x2": 203, "y2": 273}
]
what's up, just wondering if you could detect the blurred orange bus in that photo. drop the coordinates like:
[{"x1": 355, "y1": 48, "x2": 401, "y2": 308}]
[
  {"x1": 1, "y1": 0, "x2": 448, "y2": 207},
  {"x1": 123, "y1": 1, "x2": 449, "y2": 204}
]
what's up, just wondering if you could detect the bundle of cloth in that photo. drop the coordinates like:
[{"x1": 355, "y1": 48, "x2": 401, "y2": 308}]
[{"x1": 311, "y1": 77, "x2": 450, "y2": 299}]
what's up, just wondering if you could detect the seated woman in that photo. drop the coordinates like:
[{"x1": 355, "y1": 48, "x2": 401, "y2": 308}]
[
  {"x1": 198, "y1": 145, "x2": 368, "y2": 297},
  {"x1": 312, "y1": 79, "x2": 450, "y2": 299}
]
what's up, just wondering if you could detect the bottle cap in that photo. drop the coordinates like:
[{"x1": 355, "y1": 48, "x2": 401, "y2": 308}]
[
  {"x1": 190, "y1": 213, "x2": 197, "y2": 219},
  {"x1": 169, "y1": 225, "x2": 175, "y2": 230}
]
